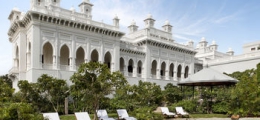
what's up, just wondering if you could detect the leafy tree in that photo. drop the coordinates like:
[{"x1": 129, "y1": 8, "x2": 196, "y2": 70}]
[
  {"x1": 0, "y1": 74, "x2": 13, "y2": 88},
  {"x1": 0, "y1": 102, "x2": 43, "y2": 120},
  {"x1": 16, "y1": 80, "x2": 50, "y2": 112},
  {"x1": 70, "y1": 62, "x2": 127, "y2": 120},
  {"x1": 37, "y1": 74, "x2": 69, "y2": 113},
  {"x1": 228, "y1": 68, "x2": 260, "y2": 116},
  {"x1": 0, "y1": 77, "x2": 14, "y2": 102},
  {"x1": 163, "y1": 83, "x2": 182, "y2": 104},
  {"x1": 131, "y1": 81, "x2": 163, "y2": 107}
]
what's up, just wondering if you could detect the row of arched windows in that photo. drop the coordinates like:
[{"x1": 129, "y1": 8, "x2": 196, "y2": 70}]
[{"x1": 42, "y1": 42, "x2": 112, "y2": 69}]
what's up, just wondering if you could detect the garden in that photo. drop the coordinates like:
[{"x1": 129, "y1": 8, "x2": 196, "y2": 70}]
[{"x1": 0, "y1": 62, "x2": 260, "y2": 120}]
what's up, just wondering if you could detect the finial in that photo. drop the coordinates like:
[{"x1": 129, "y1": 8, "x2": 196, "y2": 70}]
[
  {"x1": 131, "y1": 20, "x2": 136, "y2": 25},
  {"x1": 201, "y1": 37, "x2": 206, "y2": 41},
  {"x1": 165, "y1": 20, "x2": 170, "y2": 25},
  {"x1": 147, "y1": 13, "x2": 152, "y2": 19}
]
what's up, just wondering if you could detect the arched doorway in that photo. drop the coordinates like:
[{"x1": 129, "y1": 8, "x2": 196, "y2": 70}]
[
  {"x1": 169, "y1": 63, "x2": 174, "y2": 80},
  {"x1": 91, "y1": 49, "x2": 99, "y2": 62},
  {"x1": 177, "y1": 65, "x2": 182, "y2": 80},
  {"x1": 151, "y1": 60, "x2": 157, "y2": 78},
  {"x1": 128, "y1": 59, "x2": 134, "y2": 76},
  {"x1": 43, "y1": 42, "x2": 53, "y2": 64},
  {"x1": 137, "y1": 60, "x2": 142, "y2": 77},
  {"x1": 60, "y1": 45, "x2": 69, "y2": 65},
  {"x1": 76, "y1": 47, "x2": 85, "y2": 67},
  {"x1": 120, "y1": 57, "x2": 125, "y2": 74},
  {"x1": 104, "y1": 52, "x2": 112, "y2": 69},
  {"x1": 15, "y1": 46, "x2": 19, "y2": 68},
  {"x1": 184, "y1": 66, "x2": 189, "y2": 78},
  {"x1": 161, "y1": 62, "x2": 166, "y2": 79}
]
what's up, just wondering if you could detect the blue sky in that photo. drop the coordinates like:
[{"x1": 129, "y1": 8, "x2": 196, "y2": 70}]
[{"x1": 1, "y1": 0, "x2": 260, "y2": 75}]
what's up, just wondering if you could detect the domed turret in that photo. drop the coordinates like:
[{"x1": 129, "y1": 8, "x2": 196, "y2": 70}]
[
  {"x1": 162, "y1": 20, "x2": 172, "y2": 33},
  {"x1": 144, "y1": 13, "x2": 155, "y2": 28},
  {"x1": 128, "y1": 20, "x2": 138, "y2": 33}
]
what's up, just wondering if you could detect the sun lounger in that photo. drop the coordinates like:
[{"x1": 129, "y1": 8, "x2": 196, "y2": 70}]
[
  {"x1": 42, "y1": 112, "x2": 60, "y2": 120},
  {"x1": 97, "y1": 109, "x2": 115, "y2": 120},
  {"x1": 160, "y1": 107, "x2": 176, "y2": 117},
  {"x1": 116, "y1": 109, "x2": 137, "y2": 120},
  {"x1": 75, "y1": 112, "x2": 91, "y2": 120},
  {"x1": 175, "y1": 107, "x2": 189, "y2": 117}
]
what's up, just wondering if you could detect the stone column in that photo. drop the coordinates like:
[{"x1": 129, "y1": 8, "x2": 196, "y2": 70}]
[
  {"x1": 156, "y1": 69, "x2": 160, "y2": 79},
  {"x1": 133, "y1": 65, "x2": 137, "y2": 77}
]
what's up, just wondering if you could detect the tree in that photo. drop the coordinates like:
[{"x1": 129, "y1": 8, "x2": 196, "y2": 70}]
[
  {"x1": 37, "y1": 74, "x2": 69, "y2": 113},
  {"x1": 70, "y1": 62, "x2": 127, "y2": 120},
  {"x1": 163, "y1": 83, "x2": 182, "y2": 104},
  {"x1": 0, "y1": 77, "x2": 14, "y2": 102}
]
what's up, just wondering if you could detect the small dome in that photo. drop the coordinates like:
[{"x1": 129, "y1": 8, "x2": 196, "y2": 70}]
[
  {"x1": 12, "y1": 7, "x2": 20, "y2": 11},
  {"x1": 70, "y1": 6, "x2": 75, "y2": 11},
  {"x1": 228, "y1": 48, "x2": 233, "y2": 52},
  {"x1": 114, "y1": 14, "x2": 118, "y2": 19},
  {"x1": 201, "y1": 37, "x2": 206, "y2": 41},
  {"x1": 212, "y1": 40, "x2": 216, "y2": 45},
  {"x1": 83, "y1": 0, "x2": 90, "y2": 3},
  {"x1": 131, "y1": 20, "x2": 136, "y2": 25},
  {"x1": 165, "y1": 20, "x2": 170, "y2": 25},
  {"x1": 147, "y1": 14, "x2": 152, "y2": 19}
]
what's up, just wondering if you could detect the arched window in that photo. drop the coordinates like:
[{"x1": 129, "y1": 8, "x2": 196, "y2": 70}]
[
  {"x1": 60, "y1": 45, "x2": 69, "y2": 65},
  {"x1": 120, "y1": 57, "x2": 125, "y2": 73},
  {"x1": 137, "y1": 60, "x2": 142, "y2": 77},
  {"x1": 169, "y1": 63, "x2": 174, "y2": 78},
  {"x1": 76, "y1": 47, "x2": 85, "y2": 66},
  {"x1": 184, "y1": 66, "x2": 189, "y2": 78},
  {"x1": 161, "y1": 62, "x2": 166, "y2": 77},
  {"x1": 128, "y1": 59, "x2": 134, "y2": 73},
  {"x1": 151, "y1": 60, "x2": 157, "y2": 78},
  {"x1": 177, "y1": 65, "x2": 182, "y2": 79},
  {"x1": 104, "y1": 52, "x2": 112, "y2": 69},
  {"x1": 15, "y1": 46, "x2": 19, "y2": 68},
  {"x1": 91, "y1": 49, "x2": 99, "y2": 62},
  {"x1": 43, "y1": 42, "x2": 53, "y2": 64}
]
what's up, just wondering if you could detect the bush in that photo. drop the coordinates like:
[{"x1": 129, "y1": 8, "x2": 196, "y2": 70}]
[
  {"x1": 169, "y1": 99, "x2": 197, "y2": 113},
  {"x1": 132, "y1": 106, "x2": 164, "y2": 120},
  {"x1": 0, "y1": 102, "x2": 43, "y2": 120}
]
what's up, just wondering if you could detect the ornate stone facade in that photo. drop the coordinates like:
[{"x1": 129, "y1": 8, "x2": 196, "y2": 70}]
[{"x1": 8, "y1": 0, "x2": 196, "y2": 90}]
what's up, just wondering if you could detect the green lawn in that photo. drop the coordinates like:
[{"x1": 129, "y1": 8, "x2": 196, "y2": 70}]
[{"x1": 59, "y1": 113, "x2": 229, "y2": 120}]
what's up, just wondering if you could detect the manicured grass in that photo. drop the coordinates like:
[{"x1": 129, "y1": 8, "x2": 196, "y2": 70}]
[
  {"x1": 60, "y1": 113, "x2": 229, "y2": 120},
  {"x1": 190, "y1": 114, "x2": 228, "y2": 118}
]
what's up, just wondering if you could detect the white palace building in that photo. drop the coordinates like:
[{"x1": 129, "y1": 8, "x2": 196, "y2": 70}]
[{"x1": 7, "y1": 0, "x2": 260, "y2": 90}]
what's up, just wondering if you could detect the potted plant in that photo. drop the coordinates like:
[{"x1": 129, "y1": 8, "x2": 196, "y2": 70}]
[{"x1": 231, "y1": 114, "x2": 239, "y2": 120}]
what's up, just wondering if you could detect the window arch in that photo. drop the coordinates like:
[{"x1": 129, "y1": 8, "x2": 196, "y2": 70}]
[
  {"x1": 184, "y1": 66, "x2": 189, "y2": 78},
  {"x1": 169, "y1": 63, "x2": 174, "y2": 78},
  {"x1": 91, "y1": 49, "x2": 99, "y2": 62},
  {"x1": 104, "y1": 52, "x2": 112, "y2": 69},
  {"x1": 151, "y1": 60, "x2": 157, "y2": 76},
  {"x1": 128, "y1": 59, "x2": 134, "y2": 73},
  {"x1": 161, "y1": 62, "x2": 166, "y2": 76},
  {"x1": 43, "y1": 42, "x2": 53, "y2": 64},
  {"x1": 120, "y1": 57, "x2": 125, "y2": 73},
  {"x1": 76, "y1": 47, "x2": 85, "y2": 66},
  {"x1": 137, "y1": 60, "x2": 142, "y2": 74},
  {"x1": 60, "y1": 45, "x2": 69, "y2": 65},
  {"x1": 177, "y1": 65, "x2": 182, "y2": 79}
]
